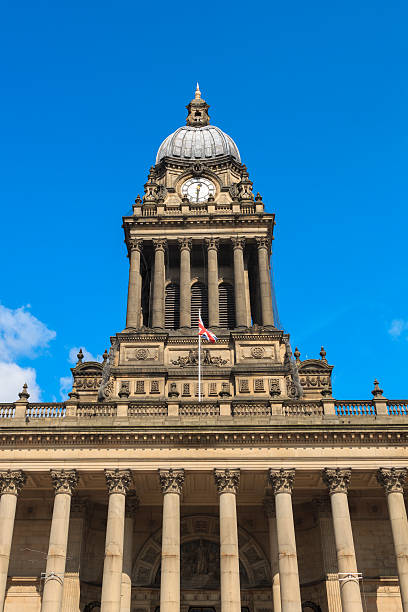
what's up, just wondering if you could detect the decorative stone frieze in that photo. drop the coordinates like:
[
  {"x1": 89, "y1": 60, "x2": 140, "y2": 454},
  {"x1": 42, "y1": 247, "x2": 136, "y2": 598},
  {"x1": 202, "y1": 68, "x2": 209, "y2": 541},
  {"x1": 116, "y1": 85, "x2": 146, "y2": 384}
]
[
  {"x1": 377, "y1": 467, "x2": 407, "y2": 494},
  {"x1": 214, "y1": 468, "x2": 240, "y2": 494},
  {"x1": 0, "y1": 470, "x2": 26, "y2": 496},
  {"x1": 322, "y1": 467, "x2": 352, "y2": 495},
  {"x1": 159, "y1": 468, "x2": 185, "y2": 495},
  {"x1": 268, "y1": 468, "x2": 295, "y2": 495},
  {"x1": 50, "y1": 469, "x2": 79, "y2": 496},
  {"x1": 105, "y1": 468, "x2": 133, "y2": 496}
]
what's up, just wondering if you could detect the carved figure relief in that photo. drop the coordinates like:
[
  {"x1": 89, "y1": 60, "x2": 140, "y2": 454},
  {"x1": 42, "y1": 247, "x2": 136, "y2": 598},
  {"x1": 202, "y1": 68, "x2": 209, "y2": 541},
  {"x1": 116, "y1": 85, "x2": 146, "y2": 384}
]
[{"x1": 171, "y1": 349, "x2": 227, "y2": 368}]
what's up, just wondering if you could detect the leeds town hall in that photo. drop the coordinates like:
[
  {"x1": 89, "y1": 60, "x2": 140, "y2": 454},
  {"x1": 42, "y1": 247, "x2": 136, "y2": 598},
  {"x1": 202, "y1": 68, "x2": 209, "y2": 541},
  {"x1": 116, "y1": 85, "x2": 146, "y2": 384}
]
[{"x1": 1, "y1": 87, "x2": 408, "y2": 612}]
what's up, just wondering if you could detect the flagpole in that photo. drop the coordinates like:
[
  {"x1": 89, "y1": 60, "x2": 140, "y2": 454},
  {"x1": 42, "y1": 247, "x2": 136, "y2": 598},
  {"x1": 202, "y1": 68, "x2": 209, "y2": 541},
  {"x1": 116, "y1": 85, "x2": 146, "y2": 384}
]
[{"x1": 198, "y1": 309, "x2": 201, "y2": 403}]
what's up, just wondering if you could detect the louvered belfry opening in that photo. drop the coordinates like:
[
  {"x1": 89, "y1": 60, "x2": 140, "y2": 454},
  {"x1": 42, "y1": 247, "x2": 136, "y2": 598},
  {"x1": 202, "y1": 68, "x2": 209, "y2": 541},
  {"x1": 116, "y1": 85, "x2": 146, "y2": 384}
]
[
  {"x1": 191, "y1": 282, "x2": 208, "y2": 328},
  {"x1": 219, "y1": 282, "x2": 235, "y2": 329},
  {"x1": 165, "y1": 282, "x2": 180, "y2": 329}
]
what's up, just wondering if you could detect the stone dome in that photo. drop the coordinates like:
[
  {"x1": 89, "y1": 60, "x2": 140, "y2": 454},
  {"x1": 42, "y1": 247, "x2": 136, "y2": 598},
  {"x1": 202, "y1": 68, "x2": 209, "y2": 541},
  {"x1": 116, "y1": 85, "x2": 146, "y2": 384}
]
[
  {"x1": 156, "y1": 125, "x2": 241, "y2": 164},
  {"x1": 155, "y1": 85, "x2": 240, "y2": 164}
]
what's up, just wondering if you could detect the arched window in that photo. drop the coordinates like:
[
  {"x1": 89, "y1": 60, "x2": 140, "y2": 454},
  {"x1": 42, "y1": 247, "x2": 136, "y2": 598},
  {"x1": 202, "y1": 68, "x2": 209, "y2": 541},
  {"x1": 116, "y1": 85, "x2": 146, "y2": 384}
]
[
  {"x1": 219, "y1": 282, "x2": 235, "y2": 329},
  {"x1": 191, "y1": 282, "x2": 208, "y2": 328},
  {"x1": 165, "y1": 283, "x2": 180, "y2": 329}
]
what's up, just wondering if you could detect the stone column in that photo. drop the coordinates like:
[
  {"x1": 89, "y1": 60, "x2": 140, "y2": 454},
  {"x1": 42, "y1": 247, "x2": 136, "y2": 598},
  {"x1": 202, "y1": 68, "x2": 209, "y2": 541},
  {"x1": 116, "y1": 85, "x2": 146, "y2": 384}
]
[
  {"x1": 256, "y1": 237, "x2": 274, "y2": 327},
  {"x1": 0, "y1": 470, "x2": 26, "y2": 611},
  {"x1": 178, "y1": 238, "x2": 192, "y2": 328},
  {"x1": 158, "y1": 468, "x2": 185, "y2": 612},
  {"x1": 214, "y1": 468, "x2": 241, "y2": 612},
  {"x1": 314, "y1": 497, "x2": 342, "y2": 612},
  {"x1": 62, "y1": 497, "x2": 87, "y2": 612},
  {"x1": 101, "y1": 469, "x2": 133, "y2": 612},
  {"x1": 263, "y1": 497, "x2": 281, "y2": 612},
  {"x1": 41, "y1": 469, "x2": 79, "y2": 612},
  {"x1": 322, "y1": 468, "x2": 363, "y2": 612},
  {"x1": 126, "y1": 239, "x2": 143, "y2": 329},
  {"x1": 152, "y1": 239, "x2": 167, "y2": 329},
  {"x1": 206, "y1": 238, "x2": 219, "y2": 328},
  {"x1": 377, "y1": 467, "x2": 408, "y2": 612},
  {"x1": 120, "y1": 492, "x2": 139, "y2": 612},
  {"x1": 232, "y1": 237, "x2": 247, "y2": 328},
  {"x1": 268, "y1": 468, "x2": 301, "y2": 612}
]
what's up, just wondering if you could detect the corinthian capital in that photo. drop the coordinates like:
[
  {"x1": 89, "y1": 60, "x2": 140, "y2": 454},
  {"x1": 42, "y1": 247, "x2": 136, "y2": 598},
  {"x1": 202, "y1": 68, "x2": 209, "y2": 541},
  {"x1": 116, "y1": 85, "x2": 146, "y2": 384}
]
[
  {"x1": 51, "y1": 469, "x2": 79, "y2": 496},
  {"x1": 322, "y1": 467, "x2": 352, "y2": 495},
  {"x1": 128, "y1": 238, "x2": 143, "y2": 252},
  {"x1": 205, "y1": 237, "x2": 219, "y2": 251},
  {"x1": 0, "y1": 470, "x2": 26, "y2": 496},
  {"x1": 159, "y1": 468, "x2": 185, "y2": 495},
  {"x1": 255, "y1": 236, "x2": 271, "y2": 251},
  {"x1": 105, "y1": 468, "x2": 133, "y2": 495},
  {"x1": 153, "y1": 238, "x2": 167, "y2": 252},
  {"x1": 214, "y1": 468, "x2": 240, "y2": 494},
  {"x1": 268, "y1": 468, "x2": 295, "y2": 495},
  {"x1": 231, "y1": 237, "x2": 245, "y2": 251},
  {"x1": 178, "y1": 237, "x2": 192, "y2": 251},
  {"x1": 377, "y1": 467, "x2": 407, "y2": 495}
]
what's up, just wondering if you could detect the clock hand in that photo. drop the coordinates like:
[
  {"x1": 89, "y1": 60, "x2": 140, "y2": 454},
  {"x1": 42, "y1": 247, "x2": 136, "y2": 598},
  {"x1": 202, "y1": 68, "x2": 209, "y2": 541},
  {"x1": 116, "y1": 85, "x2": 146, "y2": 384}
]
[{"x1": 196, "y1": 183, "x2": 201, "y2": 203}]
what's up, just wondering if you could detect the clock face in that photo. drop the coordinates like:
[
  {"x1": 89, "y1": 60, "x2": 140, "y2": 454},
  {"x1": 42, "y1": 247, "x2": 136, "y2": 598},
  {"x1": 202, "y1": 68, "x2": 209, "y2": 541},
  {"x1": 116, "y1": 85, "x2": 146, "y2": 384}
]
[{"x1": 181, "y1": 177, "x2": 216, "y2": 203}]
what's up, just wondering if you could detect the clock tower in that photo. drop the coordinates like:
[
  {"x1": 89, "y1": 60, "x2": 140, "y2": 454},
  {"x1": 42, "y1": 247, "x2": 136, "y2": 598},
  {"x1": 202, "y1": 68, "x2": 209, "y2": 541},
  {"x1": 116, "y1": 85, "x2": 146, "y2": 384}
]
[{"x1": 98, "y1": 86, "x2": 313, "y2": 405}]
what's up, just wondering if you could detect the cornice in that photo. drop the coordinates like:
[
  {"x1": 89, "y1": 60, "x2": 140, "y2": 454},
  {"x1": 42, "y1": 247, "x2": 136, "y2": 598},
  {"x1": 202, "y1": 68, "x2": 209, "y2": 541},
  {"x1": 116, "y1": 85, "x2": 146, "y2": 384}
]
[{"x1": 1, "y1": 425, "x2": 408, "y2": 448}]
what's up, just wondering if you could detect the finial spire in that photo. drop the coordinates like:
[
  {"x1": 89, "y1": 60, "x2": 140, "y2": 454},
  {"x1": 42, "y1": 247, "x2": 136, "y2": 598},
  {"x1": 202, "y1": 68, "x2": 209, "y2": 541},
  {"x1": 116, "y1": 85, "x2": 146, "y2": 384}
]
[{"x1": 186, "y1": 85, "x2": 210, "y2": 127}]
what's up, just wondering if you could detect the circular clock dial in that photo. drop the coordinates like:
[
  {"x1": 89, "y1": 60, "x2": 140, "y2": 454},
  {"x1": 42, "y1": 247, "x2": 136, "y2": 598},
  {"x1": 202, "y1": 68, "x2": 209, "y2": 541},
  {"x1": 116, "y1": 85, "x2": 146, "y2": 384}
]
[{"x1": 181, "y1": 177, "x2": 216, "y2": 203}]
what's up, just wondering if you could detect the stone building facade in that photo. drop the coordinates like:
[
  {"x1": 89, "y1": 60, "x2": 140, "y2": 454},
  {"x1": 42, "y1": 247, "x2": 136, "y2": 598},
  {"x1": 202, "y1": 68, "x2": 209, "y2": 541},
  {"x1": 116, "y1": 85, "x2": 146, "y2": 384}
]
[{"x1": 0, "y1": 86, "x2": 407, "y2": 612}]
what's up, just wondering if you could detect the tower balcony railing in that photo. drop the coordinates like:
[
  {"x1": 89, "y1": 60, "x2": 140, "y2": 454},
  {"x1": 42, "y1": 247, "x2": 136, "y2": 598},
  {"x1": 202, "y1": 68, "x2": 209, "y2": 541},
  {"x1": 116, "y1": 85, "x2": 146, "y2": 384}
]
[{"x1": 0, "y1": 398, "x2": 407, "y2": 422}]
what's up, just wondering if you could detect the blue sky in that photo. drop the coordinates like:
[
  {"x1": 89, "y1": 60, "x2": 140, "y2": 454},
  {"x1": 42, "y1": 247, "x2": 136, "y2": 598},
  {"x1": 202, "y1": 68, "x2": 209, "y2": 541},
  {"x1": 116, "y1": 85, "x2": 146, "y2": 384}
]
[{"x1": 0, "y1": 0, "x2": 407, "y2": 401}]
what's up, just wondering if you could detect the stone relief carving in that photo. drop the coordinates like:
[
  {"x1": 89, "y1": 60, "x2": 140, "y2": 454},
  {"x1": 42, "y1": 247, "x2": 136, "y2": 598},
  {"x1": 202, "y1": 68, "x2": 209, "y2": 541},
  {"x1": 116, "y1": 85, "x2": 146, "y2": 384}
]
[
  {"x1": 76, "y1": 377, "x2": 102, "y2": 390},
  {"x1": 251, "y1": 346, "x2": 265, "y2": 359},
  {"x1": 50, "y1": 469, "x2": 79, "y2": 496},
  {"x1": 269, "y1": 378, "x2": 281, "y2": 397},
  {"x1": 125, "y1": 347, "x2": 158, "y2": 362},
  {"x1": 171, "y1": 349, "x2": 227, "y2": 368},
  {"x1": 0, "y1": 470, "x2": 26, "y2": 496},
  {"x1": 159, "y1": 468, "x2": 185, "y2": 495},
  {"x1": 377, "y1": 467, "x2": 407, "y2": 494},
  {"x1": 268, "y1": 468, "x2": 295, "y2": 495},
  {"x1": 214, "y1": 468, "x2": 240, "y2": 494},
  {"x1": 322, "y1": 467, "x2": 352, "y2": 495},
  {"x1": 105, "y1": 469, "x2": 133, "y2": 495}
]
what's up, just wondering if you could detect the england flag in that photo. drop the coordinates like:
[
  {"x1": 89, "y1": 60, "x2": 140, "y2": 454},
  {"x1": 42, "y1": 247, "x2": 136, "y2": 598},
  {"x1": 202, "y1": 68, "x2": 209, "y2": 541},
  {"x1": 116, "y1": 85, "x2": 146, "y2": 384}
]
[{"x1": 198, "y1": 314, "x2": 218, "y2": 343}]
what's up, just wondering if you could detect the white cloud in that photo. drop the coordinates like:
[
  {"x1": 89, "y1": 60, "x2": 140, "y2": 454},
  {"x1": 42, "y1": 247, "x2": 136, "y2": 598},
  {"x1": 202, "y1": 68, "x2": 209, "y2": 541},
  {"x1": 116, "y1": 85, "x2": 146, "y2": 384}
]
[
  {"x1": 0, "y1": 362, "x2": 41, "y2": 402},
  {"x1": 388, "y1": 319, "x2": 408, "y2": 339},
  {"x1": 68, "y1": 346, "x2": 101, "y2": 364},
  {"x1": 59, "y1": 376, "x2": 72, "y2": 400},
  {"x1": 0, "y1": 304, "x2": 56, "y2": 361}
]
